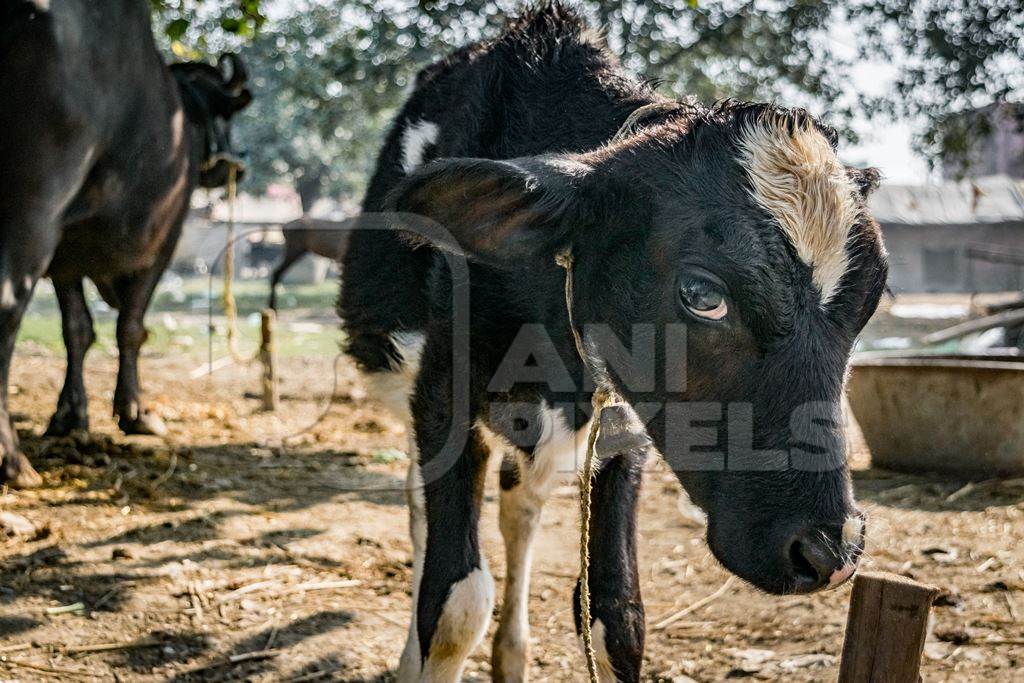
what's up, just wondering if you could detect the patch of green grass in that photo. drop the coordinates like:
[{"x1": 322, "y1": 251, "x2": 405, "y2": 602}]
[
  {"x1": 151, "y1": 277, "x2": 338, "y2": 317},
  {"x1": 16, "y1": 315, "x2": 72, "y2": 354},
  {"x1": 18, "y1": 276, "x2": 343, "y2": 359},
  {"x1": 26, "y1": 276, "x2": 338, "y2": 317},
  {"x1": 16, "y1": 314, "x2": 209, "y2": 357},
  {"x1": 369, "y1": 448, "x2": 408, "y2": 464}
]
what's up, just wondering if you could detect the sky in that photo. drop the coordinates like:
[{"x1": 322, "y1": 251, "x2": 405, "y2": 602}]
[
  {"x1": 845, "y1": 114, "x2": 930, "y2": 186},
  {"x1": 829, "y1": 22, "x2": 933, "y2": 185}
]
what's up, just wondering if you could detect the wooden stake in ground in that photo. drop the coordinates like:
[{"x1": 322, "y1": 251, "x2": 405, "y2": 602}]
[
  {"x1": 259, "y1": 309, "x2": 278, "y2": 411},
  {"x1": 839, "y1": 571, "x2": 939, "y2": 683}
]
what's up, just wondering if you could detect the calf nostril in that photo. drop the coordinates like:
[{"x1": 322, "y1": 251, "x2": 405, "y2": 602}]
[
  {"x1": 787, "y1": 538, "x2": 820, "y2": 587},
  {"x1": 786, "y1": 534, "x2": 839, "y2": 592}
]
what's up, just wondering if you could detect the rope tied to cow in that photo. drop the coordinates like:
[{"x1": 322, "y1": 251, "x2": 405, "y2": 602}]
[
  {"x1": 220, "y1": 162, "x2": 255, "y2": 365},
  {"x1": 559, "y1": 104, "x2": 695, "y2": 680},
  {"x1": 555, "y1": 248, "x2": 617, "y2": 683}
]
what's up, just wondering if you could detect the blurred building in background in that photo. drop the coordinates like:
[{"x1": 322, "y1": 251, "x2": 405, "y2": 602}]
[
  {"x1": 169, "y1": 177, "x2": 1024, "y2": 295},
  {"x1": 870, "y1": 175, "x2": 1024, "y2": 293}
]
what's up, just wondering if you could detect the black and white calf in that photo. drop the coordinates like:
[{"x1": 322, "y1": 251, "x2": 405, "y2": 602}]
[{"x1": 340, "y1": 4, "x2": 888, "y2": 681}]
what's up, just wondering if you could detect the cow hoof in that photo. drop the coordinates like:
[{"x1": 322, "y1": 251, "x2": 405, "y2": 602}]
[
  {"x1": 2, "y1": 451, "x2": 42, "y2": 489},
  {"x1": 44, "y1": 410, "x2": 89, "y2": 437},
  {"x1": 119, "y1": 411, "x2": 168, "y2": 437}
]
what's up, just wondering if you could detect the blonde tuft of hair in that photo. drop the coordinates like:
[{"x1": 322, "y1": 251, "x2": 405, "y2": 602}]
[{"x1": 736, "y1": 115, "x2": 860, "y2": 304}]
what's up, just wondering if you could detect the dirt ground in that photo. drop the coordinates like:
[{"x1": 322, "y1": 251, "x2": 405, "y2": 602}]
[{"x1": 2, "y1": 334, "x2": 1023, "y2": 681}]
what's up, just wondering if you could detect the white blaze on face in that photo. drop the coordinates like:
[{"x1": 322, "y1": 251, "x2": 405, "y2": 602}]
[
  {"x1": 401, "y1": 120, "x2": 440, "y2": 173},
  {"x1": 736, "y1": 116, "x2": 860, "y2": 305}
]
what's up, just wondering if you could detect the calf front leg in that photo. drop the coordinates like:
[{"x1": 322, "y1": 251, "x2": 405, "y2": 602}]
[
  {"x1": 46, "y1": 279, "x2": 95, "y2": 436},
  {"x1": 573, "y1": 449, "x2": 647, "y2": 683},
  {"x1": 404, "y1": 426, "x2": 494, "y2": 683}
]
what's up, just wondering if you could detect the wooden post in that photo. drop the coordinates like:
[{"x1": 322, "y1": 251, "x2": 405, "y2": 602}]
[
  {"x1": 838, "y1": 571, "x2": 939, "y2": 683},
  {"x1": 259, "y1": 309, "x2": 278, "y2": 411}
]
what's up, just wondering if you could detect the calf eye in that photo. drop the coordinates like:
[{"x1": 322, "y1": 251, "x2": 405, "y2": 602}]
[{"x1": 678, "y1": 277, "x2": 728, "y2": 321}]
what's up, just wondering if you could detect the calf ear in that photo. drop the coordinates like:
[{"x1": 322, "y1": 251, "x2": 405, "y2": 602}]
[
  {"x1": 846, "y1": 166, "x2": 881, "y2": 199},
  {"x1": 388, "y1": 156, "x2": 590, "y2": 265}
]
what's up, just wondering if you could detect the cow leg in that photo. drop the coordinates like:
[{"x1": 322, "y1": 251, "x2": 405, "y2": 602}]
[
  {"x1": 111, "y1": 248, "x2": 174, "y2": 436},
  {"x1": 491, "y1": 454, "x2": 559, "y2": 682},
  {"x1": 572, "y1": 450, "x2": 647, "y2": 683},
  {"x1": 403, "y1": 427, "x2": 494, "y2": 683},
  {"x1": 268, "y1": 245, "x2": 306, "y2": 310},
  {"x1": 45, "y1": 279, "x2": 95, "y2": 436},
  {"x1": 0, "y1": 300, "x2": 41, "y2": 488},
  {"x1": 0, "y1": 224, "x2": 59, "y2": 487},
  {"x1": 0, "y1": 71, "x2": 93, "y2": 485}
]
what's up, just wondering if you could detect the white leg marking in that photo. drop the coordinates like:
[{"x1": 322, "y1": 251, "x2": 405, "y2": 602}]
[
  {"x1": 402, "y1": 120, "x2": 440, "y2": 174},
  {"x1": 589, "y1": 619, "x2": 618, "y2": 683},
  {"x1": 481, "y1": 405, "x2": 592, "y2": 681},
  {"x1": 362, "y1": 331, "x2": 425, "y2": 423},
  {"x1": 398, "y1": 452, "x2": 426, "y2": 682},
  {"x1": 421, "y1": 565, "x2": 495, "y2": 683},
  {"x1": 492, "y1": 481, "x2": 544, "y2": 682}
]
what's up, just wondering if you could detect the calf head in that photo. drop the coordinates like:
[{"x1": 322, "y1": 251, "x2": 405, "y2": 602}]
[
  {"x1": 393, "y1": 102, "x2": 888, "y2": 595},
  {"x1": 170, "y1": 53, "x2": 252, "y2": 187}
]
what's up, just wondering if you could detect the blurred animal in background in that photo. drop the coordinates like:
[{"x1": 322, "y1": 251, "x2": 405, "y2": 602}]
[
  {"x1": 268, "y1": 218, "x2": 350, "y2": 311},
  {"x1": 0, "y1": 0, "x2": 251, "y2": 487}
]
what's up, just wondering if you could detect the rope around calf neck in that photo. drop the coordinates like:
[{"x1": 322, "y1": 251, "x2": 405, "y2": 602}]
[{"x1": 555, "y1": 249, "x2": 615, "y2": 683}]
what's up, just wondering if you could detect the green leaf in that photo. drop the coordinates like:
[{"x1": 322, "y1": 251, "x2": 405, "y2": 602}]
[
  {"x1": 220, "y1": 17, "x2": 244, "y2": 34},
  {"x1": 165, "y1": 18, "x2": 189, "y2": 41}
]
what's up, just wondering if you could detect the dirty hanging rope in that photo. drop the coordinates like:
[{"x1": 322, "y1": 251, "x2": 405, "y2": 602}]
[
  {"x1": 555, "y1": 248, "x2": 615, "y2": 683},
  {"x1": 221, "y1": 163, "x2": 254, "y2": 365}
]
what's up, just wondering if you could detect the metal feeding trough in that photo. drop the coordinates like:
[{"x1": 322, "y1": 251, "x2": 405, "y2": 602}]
[{"x1": 846, "y1": 353, "x2": 1024, "y2": 477}]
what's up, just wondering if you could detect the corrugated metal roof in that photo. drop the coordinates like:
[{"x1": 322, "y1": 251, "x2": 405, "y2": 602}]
[{"x1": 869, "y1": 175, "x2": 1024, "y2": 225}]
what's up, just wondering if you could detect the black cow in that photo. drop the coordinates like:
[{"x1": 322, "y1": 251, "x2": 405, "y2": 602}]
[
  {"x1": 340, "y1": 4, "x2": 887, "y2": 682},
  {"x1": 0, "y1": 0, "x2": 251, "y2": 487}
]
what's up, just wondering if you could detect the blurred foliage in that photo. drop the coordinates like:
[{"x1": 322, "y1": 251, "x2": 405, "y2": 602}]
[
  {"x1": 848, "y1": 0, "x2": 1023, "y2": 173},
  {"x1": 151, "y1": 0, "x2": 266, "y2": 43},
  {"x1": 160, "y1": 0, "x2": 854, "y2": 207},
  {"x1": 152, "y1": 0, "x2": 1022, "y2": 200}
]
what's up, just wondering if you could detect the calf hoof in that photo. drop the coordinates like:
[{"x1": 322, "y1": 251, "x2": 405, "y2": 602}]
[
  {"x1": 2, "y1": 451, "x2": 42, "y2": 489},
  {"x1": 491, "y1": 637, "x2": 529, "y2": 683},
  {"x1": 118, "y1": 411, "x2": 168, "y2": 437},
  {"x1": 45, "y1": 408, "x2": 89, "y2": 437}
]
